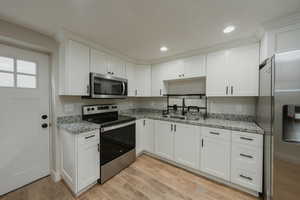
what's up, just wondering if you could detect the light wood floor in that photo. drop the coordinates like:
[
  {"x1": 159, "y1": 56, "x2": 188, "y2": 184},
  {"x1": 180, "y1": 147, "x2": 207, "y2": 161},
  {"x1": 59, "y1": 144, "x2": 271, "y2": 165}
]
[{"x1": 0, "y1": 155, "x2": 260, "y2": 200}]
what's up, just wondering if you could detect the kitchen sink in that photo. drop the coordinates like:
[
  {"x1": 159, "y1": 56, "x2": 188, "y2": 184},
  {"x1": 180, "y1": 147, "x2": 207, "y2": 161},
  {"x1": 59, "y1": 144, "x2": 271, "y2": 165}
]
[{"x1": 162, "y1": 114, "x2": 200, "y2": 121}]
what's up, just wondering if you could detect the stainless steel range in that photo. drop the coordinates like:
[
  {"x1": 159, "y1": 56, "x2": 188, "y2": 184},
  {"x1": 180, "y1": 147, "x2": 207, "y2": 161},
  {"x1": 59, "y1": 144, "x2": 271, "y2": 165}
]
[{"x1": 82, "y1": 104, "x2": 136, "y2": 184}]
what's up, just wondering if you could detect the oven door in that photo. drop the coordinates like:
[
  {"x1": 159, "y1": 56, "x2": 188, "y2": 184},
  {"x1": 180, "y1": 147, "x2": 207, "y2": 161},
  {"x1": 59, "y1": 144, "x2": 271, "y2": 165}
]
[
  {"x1": 100, "y1": 121, "x2": 135, "y2": 166},
  {"x1": 91, "y1": 73, "x2": 128, "y2": 98}
]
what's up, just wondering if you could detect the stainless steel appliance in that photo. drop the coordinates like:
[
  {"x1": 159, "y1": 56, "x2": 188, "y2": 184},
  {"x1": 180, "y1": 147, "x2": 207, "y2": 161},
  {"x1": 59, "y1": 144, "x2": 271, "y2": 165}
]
[
  {"x1": 257, "y1": 50, "x2": 300, "y2": 200},
  {"x1": 89, "y1": 73, "x2": 128, "y2": 98},
  {"x1": 82, "y1": 104, "x2": 136, "y2": 184}
]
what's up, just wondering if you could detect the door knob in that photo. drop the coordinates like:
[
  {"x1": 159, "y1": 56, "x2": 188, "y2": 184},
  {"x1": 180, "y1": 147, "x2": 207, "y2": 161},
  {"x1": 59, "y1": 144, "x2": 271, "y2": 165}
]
[
  {"x1": 41, "y1": 115, "x2": 48, "y2": 120},
  {"x1": 41, "y1": 123, "x2": 48, "y2": 128}
]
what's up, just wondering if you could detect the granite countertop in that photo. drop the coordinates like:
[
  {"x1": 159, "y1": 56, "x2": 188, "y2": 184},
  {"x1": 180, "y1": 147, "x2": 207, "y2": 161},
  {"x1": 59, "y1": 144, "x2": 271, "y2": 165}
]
[
  {"x1": 57, "y1": 109, "x2": 264, "y2": 135},
  {"x1": 57, "y1": 116, "x2": 100, "y2": 134},
  {"x1": 120, "y1": 109, "x2": 264, "y2": 135}
]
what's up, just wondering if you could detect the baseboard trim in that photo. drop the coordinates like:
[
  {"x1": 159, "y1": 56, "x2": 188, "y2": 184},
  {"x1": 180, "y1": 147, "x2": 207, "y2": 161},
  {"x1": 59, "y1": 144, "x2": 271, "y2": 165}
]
[{"x1": 50, "y1": 169, "x2": 61, "y2": 182}]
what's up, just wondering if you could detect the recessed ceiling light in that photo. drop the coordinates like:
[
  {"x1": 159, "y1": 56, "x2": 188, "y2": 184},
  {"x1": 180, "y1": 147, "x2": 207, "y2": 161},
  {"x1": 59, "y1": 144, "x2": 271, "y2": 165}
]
[
  {"x1": 160, "y1": 46, "x2": 168, "y2": 52},
  {"x1": 223, "y1": 26, "x2": 235, "y2": 34}
]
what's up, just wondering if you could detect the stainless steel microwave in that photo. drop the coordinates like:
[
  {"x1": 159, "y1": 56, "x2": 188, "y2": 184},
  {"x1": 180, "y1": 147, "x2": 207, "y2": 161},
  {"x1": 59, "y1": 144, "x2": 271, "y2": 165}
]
[{"x1": 89, "y1": 73, "x2": 128, "y2": 98}]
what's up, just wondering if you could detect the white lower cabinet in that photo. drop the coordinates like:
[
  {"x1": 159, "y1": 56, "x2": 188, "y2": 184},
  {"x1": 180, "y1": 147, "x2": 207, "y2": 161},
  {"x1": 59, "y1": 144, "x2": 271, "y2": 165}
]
[
  {"x1": 136, "y1": 119, "x2": 263, "y2": 194},
  {"x1": 61, "y1": 129, "x2": 100, "y2": 195},
  {"x1": 154, "y1": 120, "x2": 174, "y2": 160},
  {"x1": 201, "y1": 127, "x2": 231, "y2": 181},
  {"x1": 174, "y1": 123, "x2": 200, "y2": 169},
  {"x1": 231, "y1": 131, "x2": 263, "y2": 192},
  {"x1": 136, "y1": 119, "x2": 154, "y2": 155}
]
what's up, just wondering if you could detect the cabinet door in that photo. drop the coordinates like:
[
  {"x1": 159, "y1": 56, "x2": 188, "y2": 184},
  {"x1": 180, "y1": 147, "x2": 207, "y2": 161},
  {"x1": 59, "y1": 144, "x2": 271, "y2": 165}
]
[
  {"x1": 77, "y1": 141, "x2": 100, "y2": 192},
  {"x1": 174, "y1": 123, "x2": 200, "y2": 169},
  {"x1": 135, "y1": 119, "x2": 144, "y2": 155},
  {"x1": 206, "y1": 50, "x2": 229, "y2": 96},
  {"x1": 90, "y1": 48, "x2": 108, "y2": 74},
  {"x1": 107, "y1": 56, "x2": 126, "y2": 78},
  {"x1": 136, "y1": 65, "x2": 151, "y2": 96},
  {"x1": 163, "y1": 60, "x2": 184, "y2": 80},
  {"x1": 154, "y1": 121, "x2": 174, "y2": 160},
  {"x1": 201, "y1": 137, "x2": 231, "y2": 181},
  {"x1": 126, "y1": 63, "x2": 137, "y2": 97},
  {"x1": 143, "y1": 119, "x2": 155, "y2": 153},
  {"x1": 67, "y1": 40, "x2": 90, "y2": 95},
  {"x1": 227, "y1": 44, "x2": 259, "y2": 96},
  {"x1": 183, "y1": 55, "x2": 206, "y2": 78},
  {"x1": 151, "y1": 64, "x2": 166, "y2": 96}
]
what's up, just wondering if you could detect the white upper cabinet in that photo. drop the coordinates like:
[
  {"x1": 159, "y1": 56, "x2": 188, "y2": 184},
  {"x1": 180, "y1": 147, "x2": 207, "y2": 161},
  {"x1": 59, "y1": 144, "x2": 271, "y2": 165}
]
[
  {"x1": 127, "y1": 64, "x2": 151, "y2": 97},
  {"x1": 206, "y1": 50, "x2": 228, "y2": 96},
  {"x1": 163, "y1": 60, "x2": 184, "y2": 80},
  {"x1": 106, "y1": 56, "x2": 126, "y2": 78},
  {"x1": 60, "y1": 40, "x2": 90, "y2": 96},
  {"x1": 90, "y1": 48, "x2": 108, "y2": 75},
  {"x1": 151, "y1": 63, "x2": 167, "y2": 96},
  {"x1": 183, "y1": 55, "x2": 206, "y2": 78},
  {"x1": 206, "y1": 43, "x2": 259, "y2": 97},
  {"x1": 276, "y1": 27, "x2": 300, "y2": 53}
]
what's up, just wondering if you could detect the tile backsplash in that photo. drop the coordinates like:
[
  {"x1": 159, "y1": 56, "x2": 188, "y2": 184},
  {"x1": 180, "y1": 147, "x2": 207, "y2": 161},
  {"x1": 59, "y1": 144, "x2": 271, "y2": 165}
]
[{"x1": 57, "y1": 96, "x2": 256, "y2": 117}]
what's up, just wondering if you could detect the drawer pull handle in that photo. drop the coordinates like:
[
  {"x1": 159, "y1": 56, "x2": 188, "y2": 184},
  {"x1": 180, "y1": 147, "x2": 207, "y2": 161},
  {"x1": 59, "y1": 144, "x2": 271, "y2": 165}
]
[
  {"x1": 239, "y1": 174, "x2": 253, "y2": 181},
  {"x1": 210, "y1": 131, "x2": 220, "y2": 135},
  {"x1": 240, "y1": 137, "x2": 253, "y2": 141},
  {"x1": 85, "y1": 135, "x2": 95, "y2": 139},
  {"x1": 240, "y1": 153, "x2": 253, "y2": 159}
]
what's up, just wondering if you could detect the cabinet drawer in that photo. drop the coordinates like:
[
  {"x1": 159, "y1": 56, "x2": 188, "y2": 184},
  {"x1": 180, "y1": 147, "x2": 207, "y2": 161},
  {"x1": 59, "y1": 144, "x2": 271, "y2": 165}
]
[
  {"x1": 232, "y1": 131, "x2": 263, "y2": 147},
  {"x1": 78, "y1": 130, "x2": 99, "y2": 146},
  {"x1": 232, "y1": 145, "x2": 261, "y2": 170},
  {"x1": 231, "y1": 168, "x2": 261, "y2": 192},
  {"x1": 203, "y1": 127, "x2": 231, "y2": 142}
]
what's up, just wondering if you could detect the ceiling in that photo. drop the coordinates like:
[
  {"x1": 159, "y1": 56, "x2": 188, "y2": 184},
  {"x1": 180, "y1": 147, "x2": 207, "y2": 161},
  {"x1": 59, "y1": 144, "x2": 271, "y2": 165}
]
[{"x1": 0, "y1": 0, "x2": 300, "y2": 63}]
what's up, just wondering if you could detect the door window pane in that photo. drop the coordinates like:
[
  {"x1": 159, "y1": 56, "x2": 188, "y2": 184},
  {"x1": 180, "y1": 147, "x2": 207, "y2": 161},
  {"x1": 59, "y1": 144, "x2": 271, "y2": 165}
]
[
  {"x1": 17, "y1": 60, "x2": 36, "y2": 75},
  {"x1": 0, "y1": 56, "x2": 14, "y2": 72},
  {"x1": 17, "y1": 74, "x2": 36, "y2": 88},
  {"x1": 0, "y1": 72, "x2": 14, "y2": 87}
]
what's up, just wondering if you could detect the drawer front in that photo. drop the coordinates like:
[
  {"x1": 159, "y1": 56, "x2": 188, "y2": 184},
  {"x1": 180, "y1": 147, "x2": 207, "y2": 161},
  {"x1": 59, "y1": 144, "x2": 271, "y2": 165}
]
[
  {"x1": 78, "y1": 130, "x2": 99, "y2": 146},
  {"x1": 231, "y1": 168, "x2": 261, "y2": 192},
  {"x1": 203, "y1": 127, "x2": 231, "y2": 142},
  {"x1": 232, "y1": 131, "x2": 263, "y2": 147},
  {"x1": 232, "y1": 145, "x2": 261, "y2": 170}
]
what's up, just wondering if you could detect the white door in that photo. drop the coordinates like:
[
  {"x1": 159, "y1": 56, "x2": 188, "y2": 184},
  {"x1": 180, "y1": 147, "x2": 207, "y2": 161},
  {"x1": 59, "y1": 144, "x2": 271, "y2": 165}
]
[
  {"x1": 201, "y1": 137, "x2": 231, "y2": 181},
  {"x1": 0, "y1": 44, "x2": 50, "y2": 195},
  {"x1": 174, "y1": 123, "x2": 200, "y2": 169},
  {"x1": 183, "y1": 55, "x2": 206, "y2": 78},
  {"x1": 151, "y1": 64, "x2": 167, "y2": 96},
  {"x1": 154, "y1": 121, "x2": 174, "y2": 160}
]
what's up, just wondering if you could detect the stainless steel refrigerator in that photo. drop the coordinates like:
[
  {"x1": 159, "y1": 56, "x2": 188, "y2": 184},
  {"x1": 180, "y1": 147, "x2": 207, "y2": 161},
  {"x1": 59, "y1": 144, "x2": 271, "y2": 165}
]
[{"x1": 257, "y1": 50, "x2": 300, "y2": 200}]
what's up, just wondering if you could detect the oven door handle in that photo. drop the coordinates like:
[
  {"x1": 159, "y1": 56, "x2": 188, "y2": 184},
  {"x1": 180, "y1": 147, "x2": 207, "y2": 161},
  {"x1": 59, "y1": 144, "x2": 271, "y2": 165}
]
[{"x1": 101, "y1": 121, "x2": 135, "y2": 133}]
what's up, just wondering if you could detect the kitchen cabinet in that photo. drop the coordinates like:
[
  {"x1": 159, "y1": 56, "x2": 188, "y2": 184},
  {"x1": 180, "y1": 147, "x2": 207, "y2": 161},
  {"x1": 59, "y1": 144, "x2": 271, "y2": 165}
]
[
  {"x1": 206, "y1": 43, "x2": 259, "y2": 97},
  {"x1": 127, "y1": 64, "x2": 151, "y2": 97},
  {"x1": 136, "y1": 119, "x2": 155, "y2": 155},
  {"x1": 90, "y1": 48, "x2": 108, "y2": 75},
  {"x1": 201, "y1": 127, "x2": 231, "y2": 181},
  {"x1": 106, "y1": 55, "x2": 126, "y2": 78},
  {"x1": 183, "y1": 55, "x2": 206, "y2": 78},
  {"x1": 151, "y1": 64, "x2": 168, "y2": 96},
  {"x1": 231, "y1": 131, "x2": 263, "y2": 192},
  {"x1": 154, "y1": 120, "x2": 174, "y2": 160},
  {"x1": 59, "y1": 40, "x2": 90, "y2": 95},
  {"x1": 60, "y1": 129, "x2": 100, "y2": 195},
  {"x1": 174, "y1": 123, "x2": 200, "y2": 169}
]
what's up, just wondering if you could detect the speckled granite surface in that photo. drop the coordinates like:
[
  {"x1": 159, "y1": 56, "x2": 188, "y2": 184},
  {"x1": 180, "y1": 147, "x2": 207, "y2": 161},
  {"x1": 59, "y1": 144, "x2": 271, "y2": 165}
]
[
  {"x1": 120, "y1": 109, "x2": 264, "y2": 135},
  {"x1": 57, "y1": 115, "x2": 100, "y2": 134},
  {"x1": 57, "y1": 109, "x2": 263, "y2": 135}
]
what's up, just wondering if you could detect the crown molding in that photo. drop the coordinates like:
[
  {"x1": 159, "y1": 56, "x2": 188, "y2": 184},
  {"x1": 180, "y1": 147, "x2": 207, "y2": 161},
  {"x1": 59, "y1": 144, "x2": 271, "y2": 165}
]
[{"x1": 262, "y1": 11, "x2": 300, "y2": 31}]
